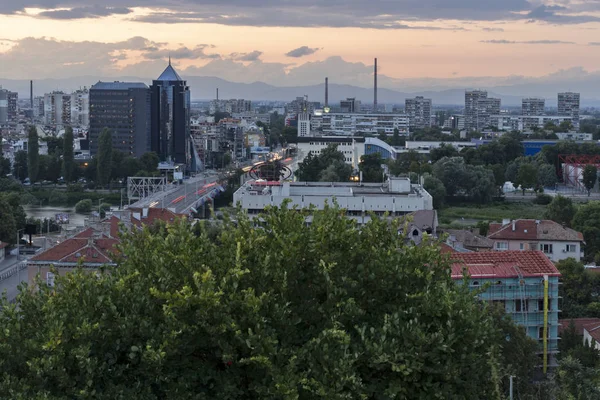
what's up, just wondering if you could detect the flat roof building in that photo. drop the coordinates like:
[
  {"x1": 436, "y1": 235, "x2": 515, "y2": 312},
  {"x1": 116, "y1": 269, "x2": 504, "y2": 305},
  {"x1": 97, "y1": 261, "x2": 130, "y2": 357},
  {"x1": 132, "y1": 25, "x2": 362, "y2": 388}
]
[{"x1": 233, "y1": 177, "x2": 433, "y2": 225}]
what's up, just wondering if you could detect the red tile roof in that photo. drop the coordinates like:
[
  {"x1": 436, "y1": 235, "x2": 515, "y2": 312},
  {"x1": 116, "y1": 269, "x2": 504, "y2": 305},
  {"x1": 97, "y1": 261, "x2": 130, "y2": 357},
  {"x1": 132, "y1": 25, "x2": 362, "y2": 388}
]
[
  {"x1": 488, "y1": 219, "x2": 583, "y2": 242},
  {"x1": 129, "y1": 208, "x2": 186, "y2": 228},
  {"x1": 440, "y1": 243, "x2": 456, "y2": 254},
  {"x1": 584, "y1": 323, "x2": 600, "y2": 345},
  {"x1": 30, "y1": 237, "x2": 119, "y2": 265},
  {"x1": 451, "y1": 251, "x2": 560, "y2": 279},
  {"x1": 559, "y1": 318, "x2": 600, "y2": 335}
]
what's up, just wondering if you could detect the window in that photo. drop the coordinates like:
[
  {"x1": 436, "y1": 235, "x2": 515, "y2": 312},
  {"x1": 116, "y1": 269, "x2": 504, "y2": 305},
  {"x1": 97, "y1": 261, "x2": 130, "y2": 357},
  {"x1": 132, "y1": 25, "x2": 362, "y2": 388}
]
[
  {"x1": 541, "y1": 244, "x2": 553, "y2": 254},
  {"x1": 47, "y1": 272, "x2": 55, "y2": 288},
  {"x1": 516, "y1": 300, "x2": 529, "y2": 312},
  {"x1": 519, "y1": 243, "x2": 524, "y2": 250},
  {"x1": 538, "y1": 327, "x2": 548, "y2": 339},
  {"x1": 496, "y1": 242, "x2": 508, "y2": 250},
  {"x1": 565, "y1": 244, "x2": 577, "y2": 252}
]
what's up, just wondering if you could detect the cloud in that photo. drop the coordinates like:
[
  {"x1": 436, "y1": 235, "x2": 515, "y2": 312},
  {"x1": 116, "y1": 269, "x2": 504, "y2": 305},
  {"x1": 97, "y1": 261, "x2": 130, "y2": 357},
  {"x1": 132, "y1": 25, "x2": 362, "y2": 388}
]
[
  {"x1": 525, "y1": 4, "x2": 600, "y2": 24},
  {"x1": 481, "y1": 27, "x2": 504, "y2": 32},
  {"x1": 230, "y1": 50, "x2": 263, "y2": 62},
  {"x1": 589, "y1": 42, "x2": 600, "y2": 46},
  {"x1": 143, "y1": 45, "x2": 220, "y2": 60},
  {"x1": 481, "y1": 39, "x2": 576, "y2": 44},
  {"x1": 37, "y1": 6, "x2": 133, "y2": 19},
  {"x1": 285, "y1": 46, "x2": 320, "y2": 58}
]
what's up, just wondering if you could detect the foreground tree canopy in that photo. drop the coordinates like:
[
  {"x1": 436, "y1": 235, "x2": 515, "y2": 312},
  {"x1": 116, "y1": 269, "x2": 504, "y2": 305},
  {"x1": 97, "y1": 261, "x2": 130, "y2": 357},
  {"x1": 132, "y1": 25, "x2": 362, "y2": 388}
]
[{"x1": 1, "y1": 206, "x2": 516, "y2": 399}]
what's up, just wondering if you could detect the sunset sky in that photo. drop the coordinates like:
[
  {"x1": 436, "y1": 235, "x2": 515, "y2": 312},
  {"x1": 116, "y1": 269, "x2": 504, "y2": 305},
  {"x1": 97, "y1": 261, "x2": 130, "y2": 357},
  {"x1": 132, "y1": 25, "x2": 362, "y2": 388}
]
[{"x1": 1, "y1": 1, "x2": 600, "y2": 87}]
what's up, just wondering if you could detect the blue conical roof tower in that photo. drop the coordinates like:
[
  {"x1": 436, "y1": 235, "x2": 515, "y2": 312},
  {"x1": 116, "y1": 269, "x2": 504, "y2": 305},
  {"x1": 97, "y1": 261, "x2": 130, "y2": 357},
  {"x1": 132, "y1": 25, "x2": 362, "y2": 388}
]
[{"x1": 157, "y1": 56, "x2": 182, "y2": 81}]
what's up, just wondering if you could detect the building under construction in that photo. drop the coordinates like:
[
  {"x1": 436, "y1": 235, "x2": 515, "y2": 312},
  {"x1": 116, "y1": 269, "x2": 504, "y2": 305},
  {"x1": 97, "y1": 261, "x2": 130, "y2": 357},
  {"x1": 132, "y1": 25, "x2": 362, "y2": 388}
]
[{"x1": 451, "y1": 251, "x2": 560, "y2": 372}]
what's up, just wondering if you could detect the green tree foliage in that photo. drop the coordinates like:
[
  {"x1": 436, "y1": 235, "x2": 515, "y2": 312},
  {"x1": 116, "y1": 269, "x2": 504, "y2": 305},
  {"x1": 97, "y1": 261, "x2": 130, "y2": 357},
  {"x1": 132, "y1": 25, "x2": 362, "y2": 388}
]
[
  {"x1": 359, "y1": 153, "x2": 384, "y2": 183},
  {"x1": 545, "y1": 195, "x2": 576, "y2": 227},
  {"x1": 296, "y1": 144, "x2": 352, "y2": 182},
  {"x1": 0, "y1": 196, "x2": 17, "y2": 245},
  {"x1": 0, "y1": 156, "x2": 10, "y2": 177},
  {"x1": 556, "y1": 356, "x2": 600, "y2": 398},
  {"x1": 387, "y1": 150, "x2": 424, "y2": 176},
  {"x1": 27, "y1": 126, "x2": 40, "y2": 183},
  {"x1": 423, "y1": 174, "x2": 446, "y2": 209},
  {"x1": 573, "y1": 202, "x2": 600, "y2": 262},
  {"x1": 63, "y1": 126, "x2": 75, "y2": 182},
  {"x1": 583, "y1": 165, "x2": 598, "y2": 196},
  {"x1": 0, "y1": 205, "x2": 508, "y2": 398},
  {"x1": 430, "y1": 143, "x2": 459, "y2": 163},
  {"x1": 140, "y1": 152, "x2": 160, "y2": 174},
  {"x1": 538, "y1": 163, "x2": 558, "y2": 188},
  {"x1": 97, "y1": 128, "x2": 113, "y2": 187},
  {"x1": 432, "y1": 157, "x2": 496, "y2": 203},
  {"x1": 75, "y1": 199, "x2": 93, "y2": 213},
  {"x1": 557, "y1": 259, "x2": 594, "y2": 318},
  {"x1": 515, "y1": 163, "x2": 538, "y2": 195}
]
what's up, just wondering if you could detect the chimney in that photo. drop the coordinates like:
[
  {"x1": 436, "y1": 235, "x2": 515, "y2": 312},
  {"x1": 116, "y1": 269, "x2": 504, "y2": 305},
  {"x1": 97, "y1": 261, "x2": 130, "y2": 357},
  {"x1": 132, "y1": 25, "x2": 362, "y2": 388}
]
[
  {"x1": 30, "y1": 80, "x2": 33, "y2": 110},
  {"x1": 374, "y1": 58, "x2": 378, "y2": 111},
  {"x1": 325, "y1": 77, "x2": 329, "y2": 108},
  {"x1": 512, "y1": 220, "x2": 516, "y2": 232},
  {"x1": 216, "y1": 88, "x2": 219, "y2": 101}
]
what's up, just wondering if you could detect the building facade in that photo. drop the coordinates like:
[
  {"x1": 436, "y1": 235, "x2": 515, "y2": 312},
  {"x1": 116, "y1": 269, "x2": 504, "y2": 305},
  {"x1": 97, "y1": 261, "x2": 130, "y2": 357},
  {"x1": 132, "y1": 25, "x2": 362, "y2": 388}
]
[
  {"x1": 150, "y1": 61, "x2": 191, "y2": 166},
  {"x1": 522, "y1": 98, "x2": 545, "y2": 116},
  {"x1": 0, "y1": 87, "x2": 18, "y2": 124},
  {"x1": 558, "y1": 92, "x2": 580, "y2": 129},
  {"x1": 405, "y1": 96, "x2": 432, "y2": 132},
  {"x1": 452, "y1": 251, "x2": 561, "y2": 369},
  {"x1": 312, "y1": 112, "x2": 409, "y2": 135},
  {"x1": 487, "y1": 219, "x2": 585, "y2": 262},
  {"x1": 298, "y1": 112, "x2": 311, "y2": 137},
  {"x1": 89, "y1": 81, "x2": 151, "y2": 157},
  {"x1": 233, "y1": 177, "x2": 434, "y2": 226},
  {"x1": 465, "y1": 90, "x2": 501, "y2": 131},
  {"x1": 340, "y1": 98, "x2": 361, "y2": 113},
  {"x1": 296, "y1": 136, "x2": 365, "y2": 168},
  {"x1": 43, "y1": 89, "x2": 90, "y2": 128}
]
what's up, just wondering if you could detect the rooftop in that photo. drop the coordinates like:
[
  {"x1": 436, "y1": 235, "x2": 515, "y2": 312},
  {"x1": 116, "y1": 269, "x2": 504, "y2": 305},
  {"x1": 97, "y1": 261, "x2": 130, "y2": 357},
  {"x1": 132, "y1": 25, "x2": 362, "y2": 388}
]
[
  {"x1": 488, "y1": 219, "x2": 584, "y2": 242},
  {"x1": 91, "y1": 81, "x2": 148, "y2": 91},
  {"x1": 559, "y1": 318, "x2": 600, "y2": 336},
  {"x1": 451, "y1": 251, "x2": 560, "y2": 279},
  {"x1": 30, "y1": 235, "x2": 119, "y2": 266},
  {"x1": 445, "y1": 229, "x2": 494, "y2": 249},
  {"x1": 156, "y1": 61, "x2": 183, "y2": 82},
  {"x1": 584, "y1": 322, "x2": 600, "y2": 345}
]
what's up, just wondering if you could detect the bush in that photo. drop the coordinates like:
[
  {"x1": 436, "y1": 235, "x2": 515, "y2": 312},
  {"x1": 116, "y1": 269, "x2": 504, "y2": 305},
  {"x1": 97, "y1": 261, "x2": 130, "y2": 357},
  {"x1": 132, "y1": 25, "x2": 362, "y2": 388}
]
[
  {"x1": 534, "y1": 193, "x2": 553, "y2": 205},
  {"x1": 66, "y1": 183, "x2": 84, "y2": 193},
  {"x1": 75, "y1": 199, "x2": 93, "y2": 213},
  {"x1": 48, "y1": 191, "x2": 68, "y2": 206}
]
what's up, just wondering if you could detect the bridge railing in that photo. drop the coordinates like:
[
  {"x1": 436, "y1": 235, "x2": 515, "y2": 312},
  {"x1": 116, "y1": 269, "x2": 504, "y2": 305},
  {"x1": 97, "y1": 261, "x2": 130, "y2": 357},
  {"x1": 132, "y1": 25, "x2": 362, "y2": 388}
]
[{"x1": 0, "y1": 262, "x2": 27, "y2": 284}]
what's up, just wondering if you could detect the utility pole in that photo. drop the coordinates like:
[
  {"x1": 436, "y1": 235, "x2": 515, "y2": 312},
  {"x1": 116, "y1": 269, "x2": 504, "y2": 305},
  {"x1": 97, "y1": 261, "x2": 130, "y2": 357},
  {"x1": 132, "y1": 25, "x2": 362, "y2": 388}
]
[{"x1": 509, "y1": 376, "x2": 513, "y2": 400}]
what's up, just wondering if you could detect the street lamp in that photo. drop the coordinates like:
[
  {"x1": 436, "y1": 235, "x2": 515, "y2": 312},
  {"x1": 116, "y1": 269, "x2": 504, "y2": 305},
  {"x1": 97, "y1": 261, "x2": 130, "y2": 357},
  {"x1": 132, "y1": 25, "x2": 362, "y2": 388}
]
[{"x1": 16, "y1": 228, "x2": 24, "y2": 261}]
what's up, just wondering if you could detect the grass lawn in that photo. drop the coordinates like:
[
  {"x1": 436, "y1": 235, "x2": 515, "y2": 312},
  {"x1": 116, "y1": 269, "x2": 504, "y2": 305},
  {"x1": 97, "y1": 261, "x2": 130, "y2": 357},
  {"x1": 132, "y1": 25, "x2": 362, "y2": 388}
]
[{"x1": 439, "y1": 202, "x2": 547, "y2": 226}]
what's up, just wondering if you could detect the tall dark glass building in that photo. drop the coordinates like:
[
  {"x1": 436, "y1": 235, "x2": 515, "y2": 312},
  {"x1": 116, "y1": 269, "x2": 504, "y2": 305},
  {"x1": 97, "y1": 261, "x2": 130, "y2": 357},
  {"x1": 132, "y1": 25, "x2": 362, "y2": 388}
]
[
  {"x1": 150, "y1": 60, "x2": 191, "y2": 167},
  {"x1": 89, "y1": 82, "x2": 151, "y2": 157}
]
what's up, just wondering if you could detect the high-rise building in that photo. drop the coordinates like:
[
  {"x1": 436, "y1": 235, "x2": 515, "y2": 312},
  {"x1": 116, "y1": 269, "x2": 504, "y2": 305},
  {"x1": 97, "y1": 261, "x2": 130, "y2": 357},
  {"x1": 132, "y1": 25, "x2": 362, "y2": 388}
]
[
  {"x1": 522, "y1": 98, "x2": 545, "y2": 116},
  {"x1": 43, "y1": 90, "x2": 89, "y2": 128},
  {"x1": 298, "y1": 112, "x2": 311, "y2": 137},
  {"x1": 150, "y1": 60, "x2": 191, "y2": 165},
  {"x1": 340, "y1": 98, "x2": 361, "y2": 113},
  {"x1": 71, "y1": 89, "x2": 90, "y2": 127},
  {"x1": 89, "y1": 82, "x2": 151, "y2": 158},
  {"x1": 464, "y1": 90, "x2": 500, "y2": 131},
  {"x1": 0, "y1": 87, "x2": 18, "y2": 124},
  {"x1": 33, "y1": 96, "x2": 45, "y2": 119},
  {"x1": 405, "y1": 96, "x2": 432, "y2": 132},
  {"x1": 558, "y1": 92, "x2": 580, "y2": 129}
]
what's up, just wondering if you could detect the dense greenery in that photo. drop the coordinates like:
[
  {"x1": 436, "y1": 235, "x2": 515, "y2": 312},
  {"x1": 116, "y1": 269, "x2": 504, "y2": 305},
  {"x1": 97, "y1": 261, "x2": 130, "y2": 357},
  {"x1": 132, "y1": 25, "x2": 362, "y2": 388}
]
[
  {"x1": 296, "y1": 144, "x2": 352, "y2": 182},
  {"x1": 0, "y1": 205, "x2": 536, "y2": 399},
  {"x1": 0, "y1": 192, "x2": 27, "y2": 244},
  {"x1": 545, "y1": 195, "x2": 576, "y2": 227},
  {"x1": 62, "y1": 127, "x2": 75, "y2": 182},
  {"x1": 27, "y1": 126, "x2": 39, "y2": 183},
  {"x1": 75, "y1": 199, "x2": 93, "y2": 213},
  {"x1": 573, "y1": 202, "x2": 600, "y2": 262},
  {"x1": 358, "y1": 153, "x2": 384, "y2": 183},
  {"x1": 97, "y1": 128, "x2": 113, "y2": 187}
]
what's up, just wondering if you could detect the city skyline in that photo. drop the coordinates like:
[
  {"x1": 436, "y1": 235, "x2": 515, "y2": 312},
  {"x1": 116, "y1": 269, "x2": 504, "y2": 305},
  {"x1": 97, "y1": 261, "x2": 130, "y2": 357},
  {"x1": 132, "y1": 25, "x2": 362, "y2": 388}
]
[{"x1": 2, "y1": 1, "x2": 600, "y2": 87}]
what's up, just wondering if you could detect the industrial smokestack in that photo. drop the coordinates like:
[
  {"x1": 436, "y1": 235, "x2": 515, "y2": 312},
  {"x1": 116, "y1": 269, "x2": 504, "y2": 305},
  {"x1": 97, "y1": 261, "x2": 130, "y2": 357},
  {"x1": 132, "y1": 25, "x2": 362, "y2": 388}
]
[
  {"x1": 30, "y1": 80, "x2": 33, "y2": 110},
  {"x1": 325, "y1": 77, "x2": 329, "y2": 108},
  {"x1": 216, "y1": 88, "x2": 219, "y2": 101},
  {"x1": 374, "y1": 58, "x2": 378, "y2": 111}
]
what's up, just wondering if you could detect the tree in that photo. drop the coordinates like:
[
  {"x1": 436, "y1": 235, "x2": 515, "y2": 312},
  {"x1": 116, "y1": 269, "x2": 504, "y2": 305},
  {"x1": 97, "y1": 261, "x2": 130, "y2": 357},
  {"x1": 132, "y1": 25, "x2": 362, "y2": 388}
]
[
  {"x1": 573, "y1": 202, "x2": 600, "y2": 262},
  {"x1": 432, "y1": 157, "x2": 468, "y2": 197},
  {"x1": 75, "y1": 199, "x2": 93, "y2": 213},
  {"x1": 0, "y1": 205, "x2": 507, "y2": 398},
  {"x1": 583, "y1": 165, "x2": 598, "y2": 196},
  {"x1": 545, "y1": 195, "x2": 576, "y2": 227},
  {"x1": 0, "y1": 196, "x2": 17, "y2": 244},
  {"x1": 63, "y1": 126, "x2": 75, "y2": 182},
  {"x1": 538, "y1": 163, "x2": 558, "y2": 189},
  {"x1": 466, "y1": 165, "x2": 496, "y2": 203},
  {"x1": 12, "y1": 150, "x2": 28, "y2": 181},
  {"x1": 97, "y1": 128, "x2": 113, "y2": 187},
  {"x1": 359, "y1": 153, "x2": 384, "y2": 183},
  {"x1": 296, "y1": 145, "x2": 351, "y2": 182},
  {"x1": 430, "y1": 143, "x2": 459, "y2": 163},
  {"x1": 556, "y1": 356, "x2": 600, "y2": 398},
  {"x1": 423, "y1": 174, "x2": 446, "y2": 209},
  {"x1": 557, "y1": 258, "x2": 594, "y2": 318},
  {"x1": 27, "y1": 125, "x2": 39, "y2": 183},
  {"x1": 140, "y1": 152, "x2": 160, "y2": 174},
  {"x1": 515, "y1": 163, "x2": 538, "y2": 195}
]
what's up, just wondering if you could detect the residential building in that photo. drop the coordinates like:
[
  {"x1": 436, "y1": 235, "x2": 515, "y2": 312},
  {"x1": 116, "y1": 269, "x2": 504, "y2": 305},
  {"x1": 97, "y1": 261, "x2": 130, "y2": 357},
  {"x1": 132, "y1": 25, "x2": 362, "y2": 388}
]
[
  {"x1": 522, "y1": 98, "x2": 545, "y2": 116},
  {"x1": 487, "y1": 219, "x2": 584, "y2": 262},
  {"x1": 399, "y1": 140, "x2": 478, "y2": 155},
  {"x1": 583, "y1": 322, "x2": 600, "y2": 350},
  {"x1": 451, "y1": 251, "x2": 561, "y2": 368},
  {"x1": 43, "y1": 89, "x2": 90, "y2": 128},
  {"x1": 402, "y1": 210, "x2": 438, "y2": 245},
  {"x1": 89, "y1": 81, "x2": 151, "y2": 158},
  {"x1": 288, "y1": 96, "x2": 316, "y2": 115},
  {"x1": 444, "y1": 229, "x2": 494, "y2": 252},
  {"x1": 492, "y1": 115, "x2": 573, "y2": 132},
  {"x1": 233, "y1": 177, "x2": 434, "y2": 226},
  {"x1": 298, "y1": 112, "x2": 311, "y2": 137},
  {"x1": 558, "y1": 92, "x2": 580, "y2": 129},
  {"x1": 442, "y1": 114, "x2": 465, "y2": 130},
  {"x1": 296, "y1": 136, "x2": 365, "y2": 168},
  {"x1": 0, "y1": 87, "x2": 18, "y2": 124},
  {"x1": 150, "y1": 61, "x2": 192, "y2": 166},
  {"x1": 312, "y1": 112, "x2": 409, "y2": 135},
  {"x1": 405, "y1": 96, "x2": 432, "y2": 132},
  {"x1": 209, "y1": 99, "x2": 252, "y2": 114},
  {"x1": 340, "y1": 98, "x2": 361, "y2": 113},
  {"x1": 32, "y1": 96, "x2": 44, "y2": 119},
  {"x1": 464, "y1": 90, "x2": 501, "y2": 131}
]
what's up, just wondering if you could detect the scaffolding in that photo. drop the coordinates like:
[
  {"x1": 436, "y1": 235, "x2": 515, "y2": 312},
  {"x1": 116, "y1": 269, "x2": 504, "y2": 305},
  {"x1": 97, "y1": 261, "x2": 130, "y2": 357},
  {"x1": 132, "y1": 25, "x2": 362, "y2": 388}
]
[{"x1": 558, "y1": 154, "x2": 600, "y2": 190}]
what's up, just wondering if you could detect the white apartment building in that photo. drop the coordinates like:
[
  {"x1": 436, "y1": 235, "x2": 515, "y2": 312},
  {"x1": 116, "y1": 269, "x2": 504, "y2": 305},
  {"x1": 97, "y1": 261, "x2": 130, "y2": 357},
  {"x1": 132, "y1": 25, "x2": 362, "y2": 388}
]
[
  {"x1": 298, "y1": 112, "x2": 311, "y2": 137},
  {"x1": 43, "y1": 89, "x2": 89, "y2": 128},
  {"x1": 465, "y1": 91, "x2": 501, "y2": 131},
  {"x1": 233, "y1": 177, "x2": 434, "y2": 226},
  {"x1": 209, "y1": 99, "x2": 252, "y2": 114},
  {"x1": 296, "y1": 137, "x2": 365, "y2": 169},
  {"x1": 492, "y1": 115, "x2": 573, "y2": 132},
  {"x1": 405, "y1": 96, "x2": 432, "y2": 132},
  {"x1": 400, "y1": 141, "x2": 477, "y2": 154},
  {"x1": 522, "y1": 98, "x2": 545, "y2": 116},
  {"x1": 312, "y1": 112, "x2": 409, "y2": 135},
  {"x1": 558, "y1": 92, "x2": 580, "y2": 129}
]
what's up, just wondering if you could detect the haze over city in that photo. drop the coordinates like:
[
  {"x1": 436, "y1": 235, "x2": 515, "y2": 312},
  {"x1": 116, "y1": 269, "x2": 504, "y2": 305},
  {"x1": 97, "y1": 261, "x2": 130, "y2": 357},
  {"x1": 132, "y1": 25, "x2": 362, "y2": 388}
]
[{"x1": 3, "y1": 0, "x2": 600, "y2": 99}]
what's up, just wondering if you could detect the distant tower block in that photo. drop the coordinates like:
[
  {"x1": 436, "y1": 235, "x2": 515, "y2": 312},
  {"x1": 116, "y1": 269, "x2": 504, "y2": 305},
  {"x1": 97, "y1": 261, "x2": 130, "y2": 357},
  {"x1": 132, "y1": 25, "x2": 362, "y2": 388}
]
[
  {"x1": 374, "y1": 58, "x2": 378, "y2": 111},
  {"x1": 325, "y1": 77, "x2": 329, "y2": 108},
  {"x1": 30, "y1": 80, "x2": 33, "y2": 110}
]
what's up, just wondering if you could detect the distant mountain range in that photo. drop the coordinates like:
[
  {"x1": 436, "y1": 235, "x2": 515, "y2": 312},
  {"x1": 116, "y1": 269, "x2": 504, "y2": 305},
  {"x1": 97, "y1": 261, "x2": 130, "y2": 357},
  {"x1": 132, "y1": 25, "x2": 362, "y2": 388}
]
[{"x1": 2, "y1": 75, "x2": 600, "y2": 107}]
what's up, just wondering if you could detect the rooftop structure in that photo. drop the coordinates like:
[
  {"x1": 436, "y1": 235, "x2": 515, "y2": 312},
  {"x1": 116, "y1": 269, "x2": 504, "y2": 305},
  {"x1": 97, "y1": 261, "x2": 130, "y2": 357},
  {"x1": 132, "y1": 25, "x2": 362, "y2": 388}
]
[
  {"x1": 444, "y1": 229, "x2": 494, "y2": 252},
  {"x1": 233, "y1": 177, "x2": 433, "y2": 225},
  {"x1": 451, "y1": 251, "x2": 561, "y2": 370},
  {"x1": 488, "y1": 219, "x2": 584, "y2": 262}
]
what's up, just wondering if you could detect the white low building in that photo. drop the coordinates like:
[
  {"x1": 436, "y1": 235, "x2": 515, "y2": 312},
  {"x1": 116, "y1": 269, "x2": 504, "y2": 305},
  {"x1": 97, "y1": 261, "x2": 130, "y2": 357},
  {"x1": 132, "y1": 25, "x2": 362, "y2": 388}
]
[
  {"x1": 296, "y1": 137, "x2": 365, "y2": 169},
  {"x1": 233, "y1": 177, "x2": 434, "y2": 225}
]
